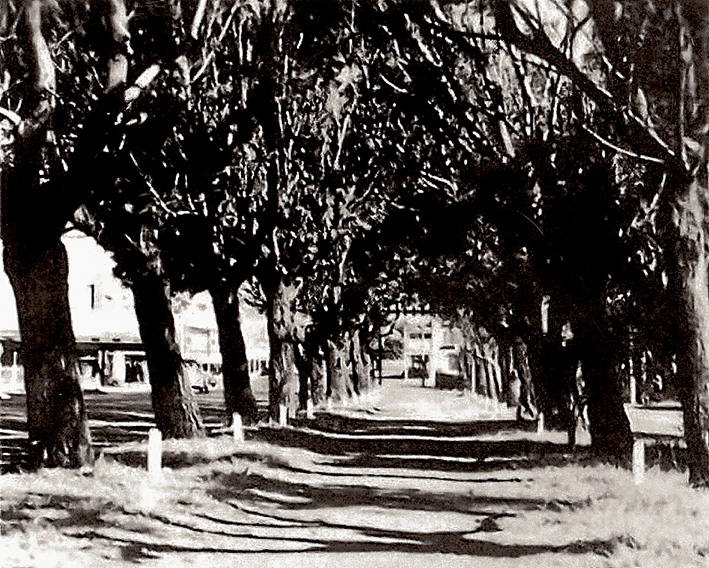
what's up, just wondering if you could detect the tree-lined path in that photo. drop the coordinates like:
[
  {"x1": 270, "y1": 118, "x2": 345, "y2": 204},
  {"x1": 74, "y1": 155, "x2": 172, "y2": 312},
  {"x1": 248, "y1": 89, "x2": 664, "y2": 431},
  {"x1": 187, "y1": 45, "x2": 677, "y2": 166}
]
[{"x1": 2, "y1": 381, "x2": 564, "y2": 473}]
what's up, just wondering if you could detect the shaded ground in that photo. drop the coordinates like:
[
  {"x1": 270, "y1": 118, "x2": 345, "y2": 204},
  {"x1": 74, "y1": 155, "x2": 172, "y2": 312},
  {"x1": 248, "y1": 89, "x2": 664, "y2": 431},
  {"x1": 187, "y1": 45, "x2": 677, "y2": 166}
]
[
  {"x1": 0, "y1": 379, "x2": 563, "y2": 472},
  {"x1": 2, "y1": 435, "x2": 708, "y2": 568},
  {"x1": 2, "y1": 382, "x2": 706, "y2": 567}
]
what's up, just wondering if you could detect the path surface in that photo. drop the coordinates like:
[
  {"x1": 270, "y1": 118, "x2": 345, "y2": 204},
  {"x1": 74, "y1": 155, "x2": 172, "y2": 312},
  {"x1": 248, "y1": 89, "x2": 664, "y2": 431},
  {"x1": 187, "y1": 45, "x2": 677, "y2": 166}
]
[{"x1": 1, "y1": 379, "x2": 560, "y2": 472}]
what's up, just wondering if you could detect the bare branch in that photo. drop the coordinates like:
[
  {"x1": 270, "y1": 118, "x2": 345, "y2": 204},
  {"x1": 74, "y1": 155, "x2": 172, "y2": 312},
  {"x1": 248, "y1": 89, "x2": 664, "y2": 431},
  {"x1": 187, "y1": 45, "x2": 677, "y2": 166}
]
[
  {"x1": 490, "y1": 1, "x2": 680, "y2": 169},
  {"x1": 25, "y1": 0, "x2": 55, "y2": 105},
  {"x1": 581, "y1": 124, "x2": 665, "y2": 164},
  {"x1": 191, "y1": 0, "x2": 209, "y2": 39},
  {"x1": 0, "y1": 106, "x2": 22, "y2": 127},
  {"x1": 106, "y1": 0, "x2": 131, "y2": 92}
]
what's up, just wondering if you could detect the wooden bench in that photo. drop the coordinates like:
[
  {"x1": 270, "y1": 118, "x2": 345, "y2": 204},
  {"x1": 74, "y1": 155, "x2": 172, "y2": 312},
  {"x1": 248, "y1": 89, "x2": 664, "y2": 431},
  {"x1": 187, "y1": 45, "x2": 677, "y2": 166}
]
[{"x1": 623, "y1": 403, "x2": 684, "y2": 484}]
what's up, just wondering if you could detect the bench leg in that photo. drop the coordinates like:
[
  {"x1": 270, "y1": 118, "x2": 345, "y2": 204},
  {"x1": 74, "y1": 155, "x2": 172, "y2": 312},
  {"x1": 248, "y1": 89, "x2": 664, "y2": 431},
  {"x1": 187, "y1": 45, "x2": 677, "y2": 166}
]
[
  {"x1": 536, "y1": 412, "x2": 544, "y2": 436},
  {"x1": 632, "y1": 438, "x2": 645, "y2": 485}
]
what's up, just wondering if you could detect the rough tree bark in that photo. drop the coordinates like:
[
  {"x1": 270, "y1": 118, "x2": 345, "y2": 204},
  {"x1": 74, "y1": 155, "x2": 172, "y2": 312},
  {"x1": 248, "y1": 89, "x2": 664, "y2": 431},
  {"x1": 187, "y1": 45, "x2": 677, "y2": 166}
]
[
  {"x1": 1, "y1": 0, "x2": 93, "y2": 469},
  {"x1": 2, "y1": 231, "x2": 94, "y2": 469},
  {"x1": 672, "y1": 175, "x2": 709, "y2": 486},
  {"x1": 264, "y1": 280, "x2": 300, "y2": 422},
  {"x1": 671, "y1": 0, "x2": 709, "y2": 487},
  {"x1": 326, "y1": 333, "x2": 353, "y2": 402},
  {"x1": 210, "y1": 283, "x2": 258, "y2": 424},
  {"x1": 132, "y1": 272, "x2": 204, "y2": 438}
]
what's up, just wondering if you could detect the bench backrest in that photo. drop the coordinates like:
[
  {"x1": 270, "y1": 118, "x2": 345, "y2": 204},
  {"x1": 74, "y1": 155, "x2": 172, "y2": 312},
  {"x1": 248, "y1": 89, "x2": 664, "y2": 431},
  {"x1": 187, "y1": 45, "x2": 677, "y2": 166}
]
[{"x1": 623, "y1": 404, "x2": 684, "y2": 439}]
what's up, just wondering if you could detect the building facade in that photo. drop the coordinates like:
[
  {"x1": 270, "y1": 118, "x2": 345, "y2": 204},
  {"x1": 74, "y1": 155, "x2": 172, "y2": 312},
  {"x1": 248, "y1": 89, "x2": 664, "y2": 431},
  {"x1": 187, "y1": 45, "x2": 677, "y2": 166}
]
[
  {"x1": 0, "y1": 231, "x2": 267, "y2": 393},
  {"x1": 381, "y1": 313, "x2": 464, "y2": 388}
]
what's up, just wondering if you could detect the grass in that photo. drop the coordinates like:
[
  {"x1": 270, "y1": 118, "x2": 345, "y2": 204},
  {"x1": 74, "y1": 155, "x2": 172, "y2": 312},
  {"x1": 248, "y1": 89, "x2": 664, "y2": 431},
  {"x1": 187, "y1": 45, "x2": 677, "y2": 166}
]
[{"x1": 2, "y1": 434, "x2": 708, "y2": 568}]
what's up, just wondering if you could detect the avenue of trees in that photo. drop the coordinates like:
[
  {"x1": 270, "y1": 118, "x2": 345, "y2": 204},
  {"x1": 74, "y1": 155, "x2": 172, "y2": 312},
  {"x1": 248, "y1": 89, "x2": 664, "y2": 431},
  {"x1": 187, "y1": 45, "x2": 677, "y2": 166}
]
[{"x1": 1, "y1": 0, "x2": 708, "y2": 487}]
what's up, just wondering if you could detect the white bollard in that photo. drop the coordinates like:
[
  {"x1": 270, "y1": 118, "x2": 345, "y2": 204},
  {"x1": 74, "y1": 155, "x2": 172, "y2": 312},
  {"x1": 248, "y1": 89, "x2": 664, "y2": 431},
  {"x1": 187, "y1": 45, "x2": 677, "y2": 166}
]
[
  {"x1": 306, "y1": 398, "x2": 314, "y2": 419},
  {"x1": 632, "y1": 438, "x2": 645, "y2": 485},
  {"x1": 278, "y1": 403, "x2": 288, "y2": 427},
  {"x1": 147, "y1": 428, "x2": 162, "y2": 481},
  {"x1": 232, "y1": 412, "x2": 244, "y2": 443},
  {"x1": 536, "y1": 413, "x2": 545, "y2": 435}
]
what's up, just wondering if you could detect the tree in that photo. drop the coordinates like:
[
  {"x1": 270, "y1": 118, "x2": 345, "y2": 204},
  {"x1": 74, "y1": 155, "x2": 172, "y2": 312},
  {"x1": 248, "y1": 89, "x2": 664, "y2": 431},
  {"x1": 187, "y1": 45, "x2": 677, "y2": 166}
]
[
  {"x1": 482, "y1": 0, "x2": 709, "y2": 488},
  {"x1": 0, "y1": 0, "x2": 140, "y2": 467}
]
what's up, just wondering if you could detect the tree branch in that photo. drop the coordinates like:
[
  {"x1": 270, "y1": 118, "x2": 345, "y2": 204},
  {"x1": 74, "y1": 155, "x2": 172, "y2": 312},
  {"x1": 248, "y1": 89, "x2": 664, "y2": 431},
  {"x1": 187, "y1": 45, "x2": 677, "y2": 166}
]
[
  {"x1": 581, "y1": 124, "x2": 665, "y2": 164},
  {"x1": 490, "y1": 1, "x2": 680, "y2": 168},
  {"x1": 105, "y1": 0, "x2": 130, "y2": 92}
]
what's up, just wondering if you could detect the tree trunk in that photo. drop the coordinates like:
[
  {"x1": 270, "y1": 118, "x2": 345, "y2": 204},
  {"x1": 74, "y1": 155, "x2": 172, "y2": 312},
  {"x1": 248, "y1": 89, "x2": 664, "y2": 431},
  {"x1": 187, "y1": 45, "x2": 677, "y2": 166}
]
[
  {"x1": 673, "y1": 178, "x2": 709, "y2": 486},
  {"x1": 350, "y1": 328, "x2": 368, "y2": 396},
  {"x1": 311, "y1": 349, "x2": 327, "y2": 404},
  {"x1": 671, "y1": 1, "x2": 709, "y2": 487},
  {"x1": 3, "y1": 237, "x2": 94, "y2": 469},
  {"x1": 578, "y1": 319, "x2": 630, "y2": 458},
  {"x1": 132, "y1": 272, "x2": 204, "y2": 438},
  {"x1": 265, "y1": 282, "x2": 299, "y2": 422},
  {"x1": 210, "y1": 283, "x2": 258, "y2": 424},
  {"x1": 267, "y1": 332, "x2": 297, "y2": 422},
  {"x1": 505, "y1": 343, "x2": 521, "y2": 407},
  {"x1": 0, "y1": 0, "x2": 93, "y2": 469},
  {"x1": 327, "y1": 332, "x2": 353, "y2": 402},
  {"x1": 514, "y1": 339, "x2": 538, "y2": 421},
  {"x1": 474, "y1": 342, "x2": 488, "y2": 397}
]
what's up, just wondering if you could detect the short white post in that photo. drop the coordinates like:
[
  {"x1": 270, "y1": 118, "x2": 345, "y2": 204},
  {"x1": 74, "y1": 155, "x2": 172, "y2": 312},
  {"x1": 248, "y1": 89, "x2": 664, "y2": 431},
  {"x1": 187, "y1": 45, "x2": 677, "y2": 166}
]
[
  {"x1": 306, "y1": 398, "x2": 314, "y2": 419},
  {"x1": 147, "y1": 428, "x2": 162, "y2": 481},
  {"x1": 232, "y1": 412, "x2": 244, "y2": 443},
  {"x1": 537, "y1": 413, "x2": 545, "y2": 435},
  {"x1": 632, "y1": 438, "x2": 645, "y2": 485},
  {"x1": 12, "y1": 351, "x2": 20, "y2": 385},
  {"x1": 278, "y1": 403, "x2": 288, "y2": 427}
]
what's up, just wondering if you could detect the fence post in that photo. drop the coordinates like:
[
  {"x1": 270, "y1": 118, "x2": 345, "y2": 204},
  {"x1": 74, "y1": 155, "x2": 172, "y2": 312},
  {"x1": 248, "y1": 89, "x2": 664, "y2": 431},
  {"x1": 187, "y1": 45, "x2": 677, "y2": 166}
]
[
  {"x1": 147, "y1": 428, "x2": 162, "y2": 481},
  {"x1": 632, "y1": 438, "x2": 645, "y2": 485},
  {"x1": 232, "y1": 412, "x2": 244, "y2": 442}
]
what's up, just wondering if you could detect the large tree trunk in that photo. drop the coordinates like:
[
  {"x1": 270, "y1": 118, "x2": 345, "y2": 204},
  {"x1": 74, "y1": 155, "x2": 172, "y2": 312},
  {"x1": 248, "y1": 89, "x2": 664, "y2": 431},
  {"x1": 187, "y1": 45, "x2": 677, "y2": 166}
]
[
  {"x1": 577, "y1": 316, "x2": 630, "y2": 458},
  {"x1": 3, "y1": 236, "x2": 94, "y2": 469},
  {"x1": 264, "y1": 280, "x2": 299, "y2": 422},
  {"x1": 0, "y1": 0, "x2": 94, "y2": 470},
  {"x1": 210, "y1": 283, "x2": 258, "y2": 424},
  {"x1": 132, "y1": 272, "x2": 204, "y2": 438},
  {"x1": 671, "y1": 1, "x2": 709, "y2": 487},
  {"x1": 673, "y1": 177, "x2": 709, "y2": 486}
]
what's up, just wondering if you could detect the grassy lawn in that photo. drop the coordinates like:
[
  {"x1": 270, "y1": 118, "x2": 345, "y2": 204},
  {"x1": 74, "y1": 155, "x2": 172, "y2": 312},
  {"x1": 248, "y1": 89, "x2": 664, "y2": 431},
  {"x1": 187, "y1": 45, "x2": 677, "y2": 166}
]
[{"x1": 2, "y1": 435, "x2": 707, "y2": 568}]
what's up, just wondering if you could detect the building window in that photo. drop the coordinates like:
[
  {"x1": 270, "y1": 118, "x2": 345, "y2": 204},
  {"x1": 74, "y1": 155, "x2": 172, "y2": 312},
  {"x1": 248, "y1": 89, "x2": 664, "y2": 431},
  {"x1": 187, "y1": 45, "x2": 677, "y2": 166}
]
[{"x1": 89, "y1": 284, "x2": 97, "y2": 309}]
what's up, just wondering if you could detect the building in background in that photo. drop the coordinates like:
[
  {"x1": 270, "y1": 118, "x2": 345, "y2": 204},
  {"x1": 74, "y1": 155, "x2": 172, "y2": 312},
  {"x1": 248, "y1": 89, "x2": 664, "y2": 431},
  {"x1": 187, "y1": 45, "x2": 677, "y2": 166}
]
[
  {"x1": 0, "y1": 231, "x2": 267, "y2": 393},
  {"x1": 379, "y1": 312, "x2": 464, "y2": 388}
]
